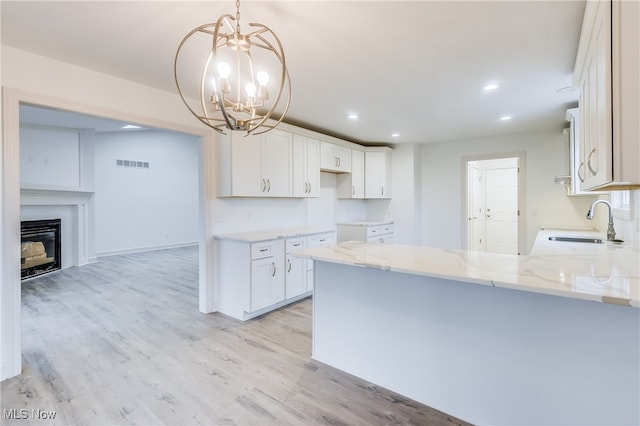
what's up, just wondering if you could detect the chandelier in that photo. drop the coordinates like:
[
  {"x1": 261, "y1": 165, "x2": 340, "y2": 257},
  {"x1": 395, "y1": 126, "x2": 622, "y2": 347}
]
[{"x1": 174, "y1": 0, "x2": 291, "y2": 135}]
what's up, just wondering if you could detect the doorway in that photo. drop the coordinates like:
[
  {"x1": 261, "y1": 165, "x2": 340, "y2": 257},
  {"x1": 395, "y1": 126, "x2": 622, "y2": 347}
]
[
  {"x1": 464, "y1": 155, "x2": 524, "y2": 255},
  {"x1": 2, "y1": 88, "x2": 215, "y2": 381}
]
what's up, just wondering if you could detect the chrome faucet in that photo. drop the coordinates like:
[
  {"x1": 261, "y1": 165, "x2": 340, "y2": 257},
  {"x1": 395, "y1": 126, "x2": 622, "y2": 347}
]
[{"x1": 586, "y1": 200, "x2": 616, "y2": 241}]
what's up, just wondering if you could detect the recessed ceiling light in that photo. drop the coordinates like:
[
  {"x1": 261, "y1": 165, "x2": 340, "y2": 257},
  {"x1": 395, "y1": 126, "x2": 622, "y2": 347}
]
[
  {"x1": 122, "y1": 124, "x2": 142, "y2": 129},
  {"x1": 483, "y1": 83, "x2": 499, "y2": 92},
  {"x1": 391, "y1": 133, "x2": 400, "y2": 138},
  {"x1": 499, "y1": 115, "x2": 512, "y2": 121},
  {"x1": 347, "y1": 113, "x2": 358, "y2": 120}
]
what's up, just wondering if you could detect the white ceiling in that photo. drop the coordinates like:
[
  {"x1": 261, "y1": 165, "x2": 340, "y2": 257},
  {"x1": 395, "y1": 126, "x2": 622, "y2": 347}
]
[{"x1": 2, "y1": 1, "x2": 585, "y2": 144}]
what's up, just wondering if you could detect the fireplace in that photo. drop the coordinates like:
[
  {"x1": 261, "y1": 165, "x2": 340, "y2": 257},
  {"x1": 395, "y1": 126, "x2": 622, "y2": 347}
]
[{"x1": 21, "y1": 219, "x2": 62, "y2": 280}]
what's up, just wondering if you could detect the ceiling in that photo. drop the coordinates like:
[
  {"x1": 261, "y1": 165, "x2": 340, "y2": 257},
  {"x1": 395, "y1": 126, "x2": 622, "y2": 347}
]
[{"x1": 2, "y1": 1, "x2": 585, "y2": 144}]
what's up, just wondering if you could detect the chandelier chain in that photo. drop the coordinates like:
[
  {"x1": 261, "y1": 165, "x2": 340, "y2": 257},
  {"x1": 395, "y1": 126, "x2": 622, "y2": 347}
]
[{"x1": 235, "y1": 0, "x2": 241, "y2": 33}]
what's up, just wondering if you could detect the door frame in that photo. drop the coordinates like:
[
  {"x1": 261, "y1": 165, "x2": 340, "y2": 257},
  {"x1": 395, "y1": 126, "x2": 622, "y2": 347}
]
[
  {"x1": 1, "y1": 88, "x2": 216, "y2": 380},
  {"x1": 461, "y1": 151, "x2": 526, "y2": 255}
]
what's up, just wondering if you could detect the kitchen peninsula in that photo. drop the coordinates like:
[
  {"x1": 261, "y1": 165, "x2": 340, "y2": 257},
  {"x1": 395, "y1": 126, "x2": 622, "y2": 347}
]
[{"x1": 294, "y1": 231, "x2": 640, "y2": 425}]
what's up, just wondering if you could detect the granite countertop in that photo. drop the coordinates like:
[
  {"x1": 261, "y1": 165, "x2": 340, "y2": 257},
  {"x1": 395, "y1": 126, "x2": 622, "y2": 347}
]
[
  {"x1": 215, "y1": 227, "x2": 336, "y2": 243},
  {"x1": 294, "y1": 229, "x2": 640, "y2": 308}
]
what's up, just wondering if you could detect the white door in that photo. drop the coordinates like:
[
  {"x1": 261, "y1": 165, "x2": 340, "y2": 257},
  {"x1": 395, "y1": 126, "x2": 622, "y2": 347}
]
[
  {"x1": 484, "y1": 167, "x2": 519, "y2": 254},
  {"x1": 467, "y1": 163, "x2": 484, "y2": 251}
]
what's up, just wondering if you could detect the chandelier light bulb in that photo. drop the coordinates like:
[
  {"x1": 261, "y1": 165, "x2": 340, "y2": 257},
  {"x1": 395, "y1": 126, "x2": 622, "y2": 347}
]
[
  {"x1": 245, "y1": 82, "x2": 257, "y2": 97},
  {"x1": 257, "y1": 71, "x2": 269, "y2": 86},
  {"x1": 217, "y1": 62, "x2": 231, "y2": 78}
]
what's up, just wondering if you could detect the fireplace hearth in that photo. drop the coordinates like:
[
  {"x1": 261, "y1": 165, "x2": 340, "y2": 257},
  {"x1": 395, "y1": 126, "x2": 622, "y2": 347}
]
[{"x1": 21, "y1": 219, "x2": 62, "y2": 280}]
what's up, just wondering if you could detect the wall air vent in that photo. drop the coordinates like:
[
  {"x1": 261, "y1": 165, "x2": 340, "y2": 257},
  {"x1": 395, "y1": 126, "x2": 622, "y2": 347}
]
[{"x1": 116, "y1": 159, "x2": 149, "y2": 169}]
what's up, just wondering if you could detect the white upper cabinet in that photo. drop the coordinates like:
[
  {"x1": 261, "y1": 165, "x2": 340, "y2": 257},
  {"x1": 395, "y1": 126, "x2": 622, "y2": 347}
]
[
  {"x1": 574, "y1": 0, "x2": 640, "y2": 190},
  {"x1": 365, "y1": 148, "x2": 392, "y2": 199},
  {"x1": 320, "y1": 141, "x2": 352, "y2": 173},
  {"x1": 217, "y1": 129, "x2": 292, "y2": 197},
  {"x1": 262, "y1": 130, "x2": 293, "y2": 197},
  {"x1": 292, "y1": 135, "x2": 320, "y2": 198},
  {"x1": 337, "y1": 149, "x2": 365, "y2": 199}
]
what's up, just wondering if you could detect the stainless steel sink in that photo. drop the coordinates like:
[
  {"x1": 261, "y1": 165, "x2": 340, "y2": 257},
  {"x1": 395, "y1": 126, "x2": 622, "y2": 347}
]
[{"x1": 548, "y1": 236, "x2": 604, "y2": 244}]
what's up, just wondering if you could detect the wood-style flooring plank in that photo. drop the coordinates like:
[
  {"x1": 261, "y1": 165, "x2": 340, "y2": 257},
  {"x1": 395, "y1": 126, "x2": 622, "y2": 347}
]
[{"x1": 1, "y1": 246, "x2": 469, "y2": 426}]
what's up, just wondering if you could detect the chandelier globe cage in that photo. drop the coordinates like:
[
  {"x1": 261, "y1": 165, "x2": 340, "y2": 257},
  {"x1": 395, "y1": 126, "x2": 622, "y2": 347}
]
[{"x1": 174, "y1": 0, "x2": 291, "y2": 136}]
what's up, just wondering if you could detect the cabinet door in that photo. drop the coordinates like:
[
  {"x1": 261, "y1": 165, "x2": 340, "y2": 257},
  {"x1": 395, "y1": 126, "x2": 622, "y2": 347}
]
[
  {"x1": 320, "y1": 141, "x2": 337, "y2": 170},
  {"x1": 292, "y1": 135, "x2": 307, "y2": 197},
  {"x1": 335, "y1": 146, "x2": 352, "y2": 173},
  {"x1": 250, "y1": 257, "x2": 277, "y2": 312},
  {"x1": 365, "y1": 151, "x2": 384, "y2": 198},
  {"x1": 351, "y1": 150, "x2": 365, "y2": 198},
  {"x1": 231, "y1": 132, "x2": 263, "y2": 196},
  {"x1": 580, "y1": 0, "x2": 613, "y2": 190},
  {"x1": 285, "y1": 254, "x2": 307, "y2": 299},
  {"x1": 262, "y1": 130, "x2": 292, "y2": 197},
  {"x1": 306, "y1": 138, "x2": 320, "y2": 197}
]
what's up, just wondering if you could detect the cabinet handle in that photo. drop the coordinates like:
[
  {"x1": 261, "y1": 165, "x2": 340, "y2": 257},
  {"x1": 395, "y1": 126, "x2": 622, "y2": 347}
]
[
  {"x1": 587, "y1": 148, "x2": 597, "y2": 176},
  {"x1": 272, "y1": 262, "x2": 276, "y2": 277},
  {"x1": 259, "y1": 248, "x2": 269, "y2": 252},
  {"x1": 287, "y1": 259, "x2": 292, "y2": 272},
  {"x1": 261, "y1": 178, "x2": 266, "y2": 192},
  {"x1": 381, "y1": 186, "x2": 384, "y2": 196},
  {"x1": 578, "y1": 162, "x2": 585, "y2": 183},
  {"x1": 267, "y1": 179, "x2": 271, "y2": 192},
  {"x1": 319, "y1": 238, "x2": 326, "y2": 242},
  {"x1": 338, "y1": 157, "x2": 341, "y2": 167},
  {"x1": 352, "y1": 185, "x2": 355, "y2": 195}
]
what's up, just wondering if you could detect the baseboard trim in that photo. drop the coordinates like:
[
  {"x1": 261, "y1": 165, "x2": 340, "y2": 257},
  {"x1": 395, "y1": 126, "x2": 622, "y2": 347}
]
[{"x1": 96, "y1": 242, "x2": 198, "y2": 258}]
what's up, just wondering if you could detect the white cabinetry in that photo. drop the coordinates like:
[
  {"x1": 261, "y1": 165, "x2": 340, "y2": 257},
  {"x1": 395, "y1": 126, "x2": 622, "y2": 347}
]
[
  {"x1": 573, "y1": 0, "x2": 640, "y2": 190},
  {"x1": 292, "y1": 135, "x2": 320, "y2": 197},
  {"x1": 365, "y1": 148, "x2": 393, "y2": 199},
  {"x1": 285, "y1": 237, "x2": 307, "y2": 299},
  {"x1": 216, "y1": 129, "x2": 292, "y2": 197},
  {"x1": 337, "y1": 222, "x2": 394, "y2": 244},
  {"x1": 250, "y1": 240, "x2": 285, "y2": 312},
  {"x1": 216, "y1": 228, "x2": 336, "y2": 320},
  {"x1": 320, "y1": 142, "x2": 352, "y2": 173},
  {"x1": 337, "y1": 149, "x2": 365, "y2": 199}
]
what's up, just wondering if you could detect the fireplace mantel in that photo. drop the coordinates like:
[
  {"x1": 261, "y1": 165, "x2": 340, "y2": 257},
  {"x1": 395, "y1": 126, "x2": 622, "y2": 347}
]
[
  {"x1": 20, "y1": 187, "x2": 94, "y2": 205},
  {"x1": 20, "y1": 186, "x2": 96, "y2": 268}
]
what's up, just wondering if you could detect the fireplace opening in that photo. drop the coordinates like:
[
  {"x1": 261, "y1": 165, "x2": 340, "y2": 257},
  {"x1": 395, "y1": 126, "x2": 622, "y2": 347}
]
[{"x1": 21, "y1": 219, "x2": 62, "y2": 280}]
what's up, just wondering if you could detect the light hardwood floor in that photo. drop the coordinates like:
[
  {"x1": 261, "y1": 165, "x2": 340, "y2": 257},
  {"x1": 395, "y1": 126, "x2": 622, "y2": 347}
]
[{"x1": 2, "y1": 246, "x2": 469, "y2": 425}]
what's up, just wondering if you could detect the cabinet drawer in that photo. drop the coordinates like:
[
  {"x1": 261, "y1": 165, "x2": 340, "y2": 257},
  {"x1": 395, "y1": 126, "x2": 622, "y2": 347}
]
[
  {"x1": 251, "y1": 242, "x2": 275, "y2": 259},
  {"x1": 308, "y1": 232, "x2": 336, "y2": 247},
  {"x1": 367, "y1": 224, "x2": 393, "y2": 238},
  {"x1": 286, "y1": 238, "x2": 306, "y2": 253}
]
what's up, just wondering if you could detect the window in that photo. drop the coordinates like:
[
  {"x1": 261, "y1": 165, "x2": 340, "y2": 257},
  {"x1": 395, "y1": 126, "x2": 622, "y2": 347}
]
[{"x1": 611, "y1": 191, "x2": 632, "y2": 220}]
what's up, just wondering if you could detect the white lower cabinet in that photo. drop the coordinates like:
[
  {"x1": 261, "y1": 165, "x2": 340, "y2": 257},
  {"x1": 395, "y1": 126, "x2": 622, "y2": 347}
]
[
  {"x1": 216, "y1": 229, "x2": 336, "y2": 321},
  {"x1": 249, "y1": 240, "x2": 285, "y2": 312},
  {"x1": 285, "y1": 237, "x2": 307, "y2": 299},
  {"x1": 250, "y1": 254, "x2": 284, "y2": 312}
]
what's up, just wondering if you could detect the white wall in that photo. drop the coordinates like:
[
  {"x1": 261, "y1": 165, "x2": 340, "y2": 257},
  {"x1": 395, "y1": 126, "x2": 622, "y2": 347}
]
[
  {"x1": 418, "y1": 129, "x2": 604, "y2": 253},
  {"x1": 20, "y1": 126, "x2": 81, "y2": 188},
  {"x1": 94, "y1": 130, "x2": 200, "y2": 255}
]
